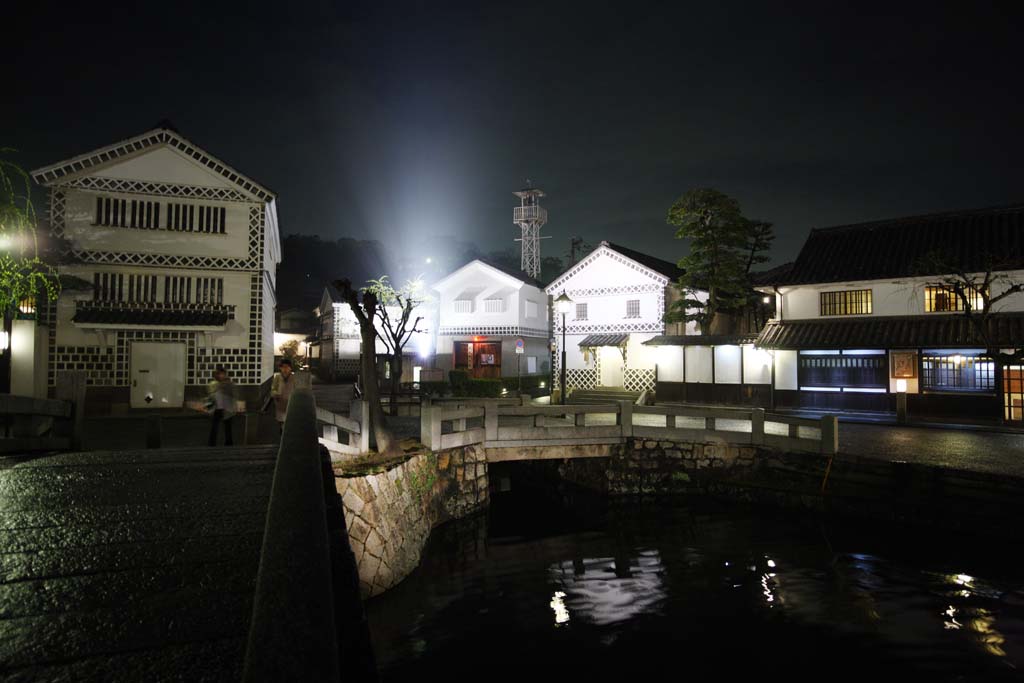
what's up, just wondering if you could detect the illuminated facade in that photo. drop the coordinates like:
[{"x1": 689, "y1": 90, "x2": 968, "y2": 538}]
[{"x1": 31, "y1": 124, "x2": 281, "y2": 411}]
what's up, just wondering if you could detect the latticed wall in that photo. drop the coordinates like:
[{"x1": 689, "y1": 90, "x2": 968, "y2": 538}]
[
  {"x1": 624, "y1": 368, "x2": 656, "y2": 393},
  {"x1": 44, "y1": 185, "x2": 270, "y2": 388},
  {"x1": 555, "y1": 355, "x2": 600, "y2": 393}
]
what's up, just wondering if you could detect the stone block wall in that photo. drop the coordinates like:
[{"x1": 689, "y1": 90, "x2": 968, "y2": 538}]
[
  {"x1": 607, "y1": 438, "x2": 764, "y2": 495},
  {"x1": 334, "y1": 444, "x2": 489, "y2": 598}
]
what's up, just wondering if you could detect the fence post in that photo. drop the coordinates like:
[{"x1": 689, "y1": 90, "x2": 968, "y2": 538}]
[
  {"x1": 751, "y1": 408, "x2": 765, "y2": 446},
  {"x1": 55, "y1": 370, "x2": 87, "y2": 450},
  {"x1": 575, "y1": 411, "x2": 586, "y2": 427},
  {"x1": 243, "y1": 413, "x2": 259, "y2": 445},
  {"x1": 484, "y1": 400, "x2": 498, "y2": 443},
  {"x1": 666, "y1": 413, "x2": 676, "y2": 429},
  {"x1": 358, "y1": 400, "x2": 370, "y2": 454},
  {"x1": 705, "y1": 416, "x2": 716, "y2": 432},
  {"x1": 420, "y1": 398, "x2": 431, "y2": 447},
  {"x1": 619, "y1": 400, "x2": 633, "y2": 438},
  {"x1": 820, "y1": 415, "x2": 839, "y2": 455}
]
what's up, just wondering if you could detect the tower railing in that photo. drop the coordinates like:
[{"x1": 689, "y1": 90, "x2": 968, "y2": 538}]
[{"x1": 514, "y1": 205, "x2": 547, "y2": 224}]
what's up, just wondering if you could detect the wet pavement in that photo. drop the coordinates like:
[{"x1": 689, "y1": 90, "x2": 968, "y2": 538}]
[{"x1": 0, "y1": 444, "x2": 277, "y2": 681}]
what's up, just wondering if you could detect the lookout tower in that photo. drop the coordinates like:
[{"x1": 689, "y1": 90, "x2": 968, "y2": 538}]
[{"x1": 513, "y1": 183, "x2": 548, "y2": 280}]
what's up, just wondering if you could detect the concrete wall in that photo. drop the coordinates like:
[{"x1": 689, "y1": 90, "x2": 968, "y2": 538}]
[{"x1": 333, "y1": 444, "x2": 489, "y2": 597}]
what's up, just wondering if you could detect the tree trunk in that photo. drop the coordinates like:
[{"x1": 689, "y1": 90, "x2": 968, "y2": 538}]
[
  {"x1": 389, "y1": 354, "x2": 403, "y2": 416},
  {"x1": 360, "y1": 322, "x2": 401, "y2": 456}
]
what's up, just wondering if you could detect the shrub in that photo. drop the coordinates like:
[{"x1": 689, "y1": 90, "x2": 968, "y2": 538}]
[
  {"x1": 449, "y1": 369, "x2": 470, "y2": 393},
  {"x1": 463, "y1": 378, "x2": 503, "y2": 398},
  {"x1": 500, "y1": 374, "x2": 549, "y2": 395},
  {"x1": 419, "y1": 381, "x2": 448, "y2": 397}
]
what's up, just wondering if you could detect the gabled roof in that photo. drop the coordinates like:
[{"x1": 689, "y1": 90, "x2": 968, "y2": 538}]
[
  {"x1": 31, "y1": 122, "x2": 276, "y2": 202},
  {"x1": 546, "y1": 240, "x2": 686, "y2": 292},
  {"x1": 602, "y1": 242, "x2": 685, "y2": 281},
  {"x1": 432, "y1": 258, "x2": 542, "y2": 292},
  {"x1": 777, "y1": 204, "x2": 1024, "y2": 286}
]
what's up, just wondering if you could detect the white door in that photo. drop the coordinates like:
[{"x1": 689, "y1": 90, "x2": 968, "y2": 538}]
[
  {"x1": 599, "y1": 346, "x2": 624, "y2": 388},
  {"x1": 131, "y1": 342, "x2": 186, "y2": 408}
]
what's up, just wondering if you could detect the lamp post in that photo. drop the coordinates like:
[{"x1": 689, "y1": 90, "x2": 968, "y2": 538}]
[{"x1": 555, "y1": 292, "x2": 572, "y2": 405}]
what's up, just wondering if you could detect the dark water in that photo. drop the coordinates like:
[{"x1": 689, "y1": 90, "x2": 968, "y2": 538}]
[{"x1": 366, "y1": 474, "x2": 1024, "y2": 681}]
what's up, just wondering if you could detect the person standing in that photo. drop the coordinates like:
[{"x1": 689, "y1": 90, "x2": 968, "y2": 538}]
[
  {"x1": 207, "y1": 366, "x2": 237, "y2": 446},
  {"x1": 270, "y1": 358, "x2": 295, "y2": 432}
]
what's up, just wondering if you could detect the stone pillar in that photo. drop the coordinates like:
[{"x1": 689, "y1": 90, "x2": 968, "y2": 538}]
[{"x1": 750, "y1": 408, "x2": 765, "y2": 446}]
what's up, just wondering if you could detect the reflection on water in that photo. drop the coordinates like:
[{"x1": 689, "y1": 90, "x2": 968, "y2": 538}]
[
  {"x1": 549, "y1": 550, "x2": 666, "y2": 626},
  {"x1": 366, "y1": 489, "x2": 1024, "y2": 681}
]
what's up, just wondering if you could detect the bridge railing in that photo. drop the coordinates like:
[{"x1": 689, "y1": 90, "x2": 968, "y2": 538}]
[
  {"x1": 316, "y1": 399, "x2": 369, "y2": 460},
  {"x1": 420, "y1": 398, "x2": 837, "y2": 455},
  {"x1": 0, "y1": 371, "x2": 86, "y2": 453},
  {"x1": 243, "y1": 388, "x2": 343, "y2": 681}
]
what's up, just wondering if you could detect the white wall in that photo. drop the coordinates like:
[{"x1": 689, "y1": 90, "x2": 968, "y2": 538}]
[
  {"x1": 655, "y1": 345, "x2": 685, "y2": 382},
  {"x1": 10, "y1": 320, "x2": 47, "y2": 398},
  {"x1": 776, "y1": 272, "x2": 1024, "y2": 321},
  {"x1": 435, "y1": 261, "x2": 548, "y2": 334},
  {"x1": 742, "y1": 344, "x2": 773, "y2": 385},
  {"x1": 714, "y1": 345, "x2": 742, "y2": 384},
  {"x1": 775, "y1": 350, "x2": 798, "y2": 390},
  {"x1": 684, "y1": 346, "x2": 713, "y2": 383}
]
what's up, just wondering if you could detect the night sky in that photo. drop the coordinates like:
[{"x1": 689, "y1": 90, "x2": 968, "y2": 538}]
[{"x1": 8, "y1": 1, "x2": 1024, "y2": 270}]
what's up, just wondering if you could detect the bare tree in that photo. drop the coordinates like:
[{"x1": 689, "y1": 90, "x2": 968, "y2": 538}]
[
  {"x1": 363, "y1": 276, "x2": 429, "y2": 415},
  {"x1": 334, "y1": 278, "x2": 402, "y2": 457},
  {"x1": 916, "y1": 252, "x2": 1024, "y2": 364}
]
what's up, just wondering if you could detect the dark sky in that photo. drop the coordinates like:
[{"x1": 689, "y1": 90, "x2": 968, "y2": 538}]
[{"x1": 8, "y1": 1, "x2": 1024, "y2": 270}]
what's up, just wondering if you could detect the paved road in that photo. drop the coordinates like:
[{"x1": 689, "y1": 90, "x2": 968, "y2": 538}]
[{"x1": 0, "y1": 445, "x2": 277, "y2": 681}]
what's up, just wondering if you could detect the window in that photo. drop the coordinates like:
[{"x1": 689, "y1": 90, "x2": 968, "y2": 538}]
[
  {"x1": 576, "y1": 302, "x2": 588, "y2": 320},
  {"x1": 820, "y1": 289, "x2": 872, "y2": 316},
  {"x1": 95, "y1": 197, "x2": 160, "y2": 229},
  {"x1": 798, "y1": 350, "x2": 887, "y2": 389},
  {"x1": 93, "y1": 196, "x2": 225, "y2": 233},
  {"x1": 526, "y1": 300, "x2": 538, "y2": 318},
  {"x1": 925, "y1": 285, "x2": 986, "y2": 312},
  {"x1": 454, "y1": 299, "x2": 473, "y2": 314},
  {"x1": 484, "y1": 298, "x2": 504, "y2": 313},
  {"x1": 626, "y1": 300, "x2": 640, "y2": 318},
  {"x1": 127, "y1": 274, "x2": 158, "y2": 302},
  {"x1": 163, "y1": 275, "x2": 224, "y2": 305},
  {"x1": 527, "y1": 356, "x2": 537, "y2": 373},
  {"x1": 921, "y1": 354, "x2": 994, "y2": 393}
]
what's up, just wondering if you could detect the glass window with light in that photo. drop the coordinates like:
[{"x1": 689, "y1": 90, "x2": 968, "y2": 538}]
[
  {"x1": 819, "y1": 289, "x2": 872, "y2": 316},
  {"x1": 921, "y1": 353, "x2": 994, "y2": 393},
  {"x1": 925, "y1": 285, "x2": 986, "y2": 312}
]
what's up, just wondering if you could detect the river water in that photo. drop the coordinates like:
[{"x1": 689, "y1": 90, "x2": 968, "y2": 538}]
[{"x1": 366, "y1": 477, "x2": 1024, "y2": 681}]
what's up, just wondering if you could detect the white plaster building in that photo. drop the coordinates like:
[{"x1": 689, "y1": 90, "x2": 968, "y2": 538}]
[
  {"x1": 545, "y1": 242, "x2": 693, "y2": 395},
  {"x1": 31, "y1": 124, "x2": 281, "y2": 411},
  {"x1": 315, "y1": 284, "x2": 435, "y2": 383},
  {"x1": 432, "y1": 260, "x2": 550, "y2": 379},
  {"x1": 754, "y1": 205, "x2": 1024, "y2": 422}
]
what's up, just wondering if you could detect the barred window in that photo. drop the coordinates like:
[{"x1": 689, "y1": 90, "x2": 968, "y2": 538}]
[
  {"x1": 576, "y1": 303, "x2": 588, "y2": 320},
  {"x1": 127, "y1": 274, "x2": 158, "y2": 302},
  {"x1": 798, "y1": 351, "x2": 887, "y2": 388},
  {"x1": 626, "y1": 300, "x2": 640, "y2": 318},
  {"x1": 454, "y1": 299, "x2": 473, "y2": 314},
  {"x1": 925, "y1": 285, "x2": 986, "y2": 312},
  {"x1": 921, "y1": 354, "x2": 995, "y2": 393},
  {"x1": 484, "y1": 298, "x2": 504, "y2": 313},
  {"x1": 820, "y1": 289, "x2": 872, "y2": 316},
  {"x1": 93, "y1": 196, "x2": 224, "y2": 233}
]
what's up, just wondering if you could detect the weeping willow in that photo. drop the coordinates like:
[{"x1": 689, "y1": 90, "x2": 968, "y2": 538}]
[{"x1": 0, "y1": 150, "x2": 60, "y2": 317}]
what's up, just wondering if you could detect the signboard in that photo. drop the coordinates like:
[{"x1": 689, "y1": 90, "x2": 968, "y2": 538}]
[
  {"x1": 890, "y1": 351, "x2": 917, "y2": 378},
  {"x1": 515, "y1": 338, "x2": 525, "y2": 354}
]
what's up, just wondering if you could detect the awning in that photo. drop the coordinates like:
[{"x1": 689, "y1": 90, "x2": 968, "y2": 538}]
[
  {"x1": 755, "y1": 313, "x2": 1024, "y2": 350},
  {"x1": 578, "y1": 333, "x2": 629, "y2": 347},
  {"x1": 73, "y1": 307, "x2": 230, "y2": 328},
  {"x1": 644, "y1": 334, "x2": 758, "y2": 346}
]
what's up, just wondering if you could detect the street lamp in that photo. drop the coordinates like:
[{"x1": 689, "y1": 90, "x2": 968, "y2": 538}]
[{"x1": 555, "y1": 291, "x2": 573, "y2": 405}]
